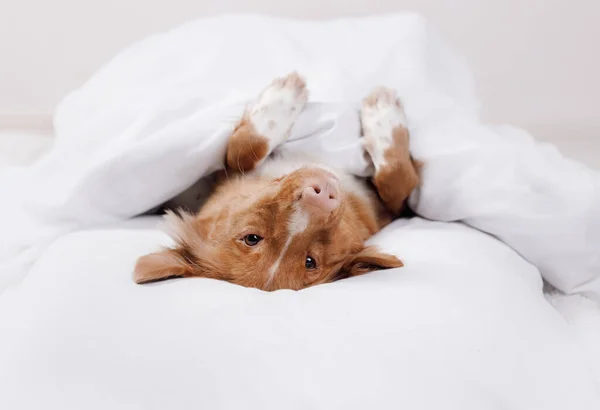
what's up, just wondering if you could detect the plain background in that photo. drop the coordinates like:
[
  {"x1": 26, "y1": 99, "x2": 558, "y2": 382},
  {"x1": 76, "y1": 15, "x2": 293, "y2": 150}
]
[{"x1": 0, "y1": 0, "x2": 598, "y2": 165}]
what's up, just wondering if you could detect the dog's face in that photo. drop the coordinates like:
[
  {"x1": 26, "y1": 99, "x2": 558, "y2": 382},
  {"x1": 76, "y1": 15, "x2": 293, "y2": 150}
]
[{"x1": 134, "y1": 167, "x2": 402, "y2": 291}]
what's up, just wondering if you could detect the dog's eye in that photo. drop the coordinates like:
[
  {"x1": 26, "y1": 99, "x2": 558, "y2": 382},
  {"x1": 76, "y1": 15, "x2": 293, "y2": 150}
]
[
  {"x1": 243, "y1": 234, "x2": 263, "y2": 246},
  {"x1": 305, "y1": 256, "x2": 317, "y2": 270}
]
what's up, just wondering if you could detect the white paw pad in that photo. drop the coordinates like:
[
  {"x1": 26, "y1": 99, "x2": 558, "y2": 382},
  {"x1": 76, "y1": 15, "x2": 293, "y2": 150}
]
[
  {"x1": 360, "y1": 87, "x2": 407, "y2": 170},
  {"x1": 248, "y1": 72, "x2": 308, "y2": 149}
]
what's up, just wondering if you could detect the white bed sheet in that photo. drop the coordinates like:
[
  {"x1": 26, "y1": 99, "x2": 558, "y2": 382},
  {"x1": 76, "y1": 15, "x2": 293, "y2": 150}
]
[
  {"x1": 0, "y1": 217, "x2": 598, "y2": 409},
  {"x1": 0, "y1": 130, "x2": 53, "y2": 170}
]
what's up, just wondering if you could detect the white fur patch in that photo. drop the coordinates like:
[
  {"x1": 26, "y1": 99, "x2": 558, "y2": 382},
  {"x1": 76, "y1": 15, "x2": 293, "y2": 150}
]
[
  {"x1": 248, "y1": 73, "x2": 308, "y2": 151},
  {"x1": 360, "y1": 87, "x2": 407, "y2": 171},
  {"x1": 266, "y1": 206, "x2": 309, "y2": 286},
  {"x1": 288, "y1": 206, "x2": 310, "y2": 235}
]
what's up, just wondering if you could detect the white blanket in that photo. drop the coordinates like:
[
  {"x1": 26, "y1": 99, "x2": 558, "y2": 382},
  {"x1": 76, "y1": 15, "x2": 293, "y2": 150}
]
[{"x1": 0, "y1": 13, "x2": 598, "y2": 300}]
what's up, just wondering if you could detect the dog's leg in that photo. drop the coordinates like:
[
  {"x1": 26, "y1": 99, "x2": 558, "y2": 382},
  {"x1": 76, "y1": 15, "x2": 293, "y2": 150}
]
[
  {"x1": 226, "y1": 72, "x2": 308, "y2": 173},
  {"x1": 360, "y1": 87, "x2": 420, "y2": 215}
]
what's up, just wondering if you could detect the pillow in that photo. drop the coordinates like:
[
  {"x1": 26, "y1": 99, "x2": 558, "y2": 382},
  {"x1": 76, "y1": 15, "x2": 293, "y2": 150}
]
[{"x1": 0, "y1": 217, "x2": 598, "y2": 409}]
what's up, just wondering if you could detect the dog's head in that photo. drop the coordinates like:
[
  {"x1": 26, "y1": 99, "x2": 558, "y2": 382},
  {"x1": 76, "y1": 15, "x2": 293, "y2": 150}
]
[{"x1": 134, "y1": 167, "x2": 402, "y2": 290}]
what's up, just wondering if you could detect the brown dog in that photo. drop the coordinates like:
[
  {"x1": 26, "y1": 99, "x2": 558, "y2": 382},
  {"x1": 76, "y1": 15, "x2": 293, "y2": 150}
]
[{"x1": 134, "y1": 72, "x2": 420, "y2": 291}]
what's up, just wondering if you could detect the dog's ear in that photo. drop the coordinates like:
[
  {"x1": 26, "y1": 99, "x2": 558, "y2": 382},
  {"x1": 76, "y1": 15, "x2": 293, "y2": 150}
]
[
  {"x1": 134, "y1": 248, "x2": 195, "y2": 284},
  {"x1": 134, "y1": 210, "x2": 226, "y2": 284},
  {"x1": 339, "y1": 246, "x2": 404, "y2": 278}
]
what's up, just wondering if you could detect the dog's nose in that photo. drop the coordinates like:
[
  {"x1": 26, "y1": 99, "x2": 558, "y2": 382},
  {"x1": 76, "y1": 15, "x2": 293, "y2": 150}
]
[{"x1": 301, "y1": 177, "x2": 340, "y2": 216}]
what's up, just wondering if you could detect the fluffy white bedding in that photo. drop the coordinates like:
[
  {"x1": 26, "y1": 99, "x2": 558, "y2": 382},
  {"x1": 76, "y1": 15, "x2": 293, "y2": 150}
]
[
  {"x1": 0, "y1": 217, "x2": 598, "y2": 409},
  {"x1": 0, "y1": 131, "x2": 53, "y2": 169},
  {"x1": 1, "y1": 12, "x2": 600, "y2": 408}
]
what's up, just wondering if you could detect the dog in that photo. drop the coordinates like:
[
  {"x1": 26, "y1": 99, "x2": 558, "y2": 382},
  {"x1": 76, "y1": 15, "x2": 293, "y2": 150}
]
[{"x1": 134, "y1": 72, "x2": 420, "y2": 291}]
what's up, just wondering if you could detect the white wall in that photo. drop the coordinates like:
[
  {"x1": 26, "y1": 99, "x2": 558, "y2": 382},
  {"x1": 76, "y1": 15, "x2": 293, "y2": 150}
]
[{"x1": 1, "y1": 0, "x2": 599, "y2": 143}]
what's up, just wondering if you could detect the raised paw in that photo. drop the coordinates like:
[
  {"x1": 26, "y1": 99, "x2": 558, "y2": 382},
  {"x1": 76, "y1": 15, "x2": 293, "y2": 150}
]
[
  {"x1": 248, "y1": 72, "x2": 309, "y2": 149},
  {"x1": 360, "y1": 87, "x2": 418, "y2": 215},
  {"x1": 226, "y1": 72, "x2": 308, "y2": 172},
  {"x1": 360, "y1": 87, "x2": 409, "y2": 171}
]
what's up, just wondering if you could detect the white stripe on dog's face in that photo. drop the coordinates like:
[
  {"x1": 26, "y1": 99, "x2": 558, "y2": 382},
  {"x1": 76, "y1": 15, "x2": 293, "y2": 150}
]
[{"x1": 265, "y1": 207, "x2": 309, "y2": 287}]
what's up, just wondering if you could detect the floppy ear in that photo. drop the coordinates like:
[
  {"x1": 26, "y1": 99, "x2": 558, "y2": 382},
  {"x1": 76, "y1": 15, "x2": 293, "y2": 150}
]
[
  {"x1": 134, "y1": 209, "x2": 225, "y2": 284},
  {"x1": 341, "y1": 246, "x2": 404, "y2": 278},
  {"x1": 134, "y1": 248, "x2": 195, "y2": 284}
]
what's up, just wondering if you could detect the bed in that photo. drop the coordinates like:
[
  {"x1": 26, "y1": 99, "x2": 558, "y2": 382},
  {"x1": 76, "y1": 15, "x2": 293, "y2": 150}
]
[{"x1": 0, "y1": 13, "x2": 599, "y2": 409}]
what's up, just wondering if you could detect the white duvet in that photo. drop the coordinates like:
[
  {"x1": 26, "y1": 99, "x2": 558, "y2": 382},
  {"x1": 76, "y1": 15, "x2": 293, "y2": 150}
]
[{"x1": 1, "y1": 13, "x2": 600, "y2": 409}]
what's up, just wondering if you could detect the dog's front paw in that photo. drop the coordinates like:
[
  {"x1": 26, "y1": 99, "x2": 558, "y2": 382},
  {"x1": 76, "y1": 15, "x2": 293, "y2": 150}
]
[
  {"x1": 248, "y1": 72, "x2": 309, "y2": 150},
  {"x1": 360, "y1": 87, "x2": 409, "y2": 171}
]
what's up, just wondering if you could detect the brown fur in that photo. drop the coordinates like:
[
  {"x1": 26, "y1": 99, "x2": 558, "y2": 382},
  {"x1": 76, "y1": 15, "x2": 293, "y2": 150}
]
[
  {"x1": 226, "y1": 118, "x2": 269, "y2": 172},
  {"x1": 372, "y1": 127, "x2": 421, "y2": 214},
  {"x1": 134, "y1": 78, "x2": 420, "y2": 291},
  {"x1": 134, "y1": 167, "x2": 403, "y2": 290}
]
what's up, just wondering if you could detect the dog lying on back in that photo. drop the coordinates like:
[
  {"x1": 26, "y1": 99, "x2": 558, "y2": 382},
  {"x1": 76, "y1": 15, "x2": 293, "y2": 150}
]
[{"x1": 134, "y1": 72, "x2": 420, "y2": 291}]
